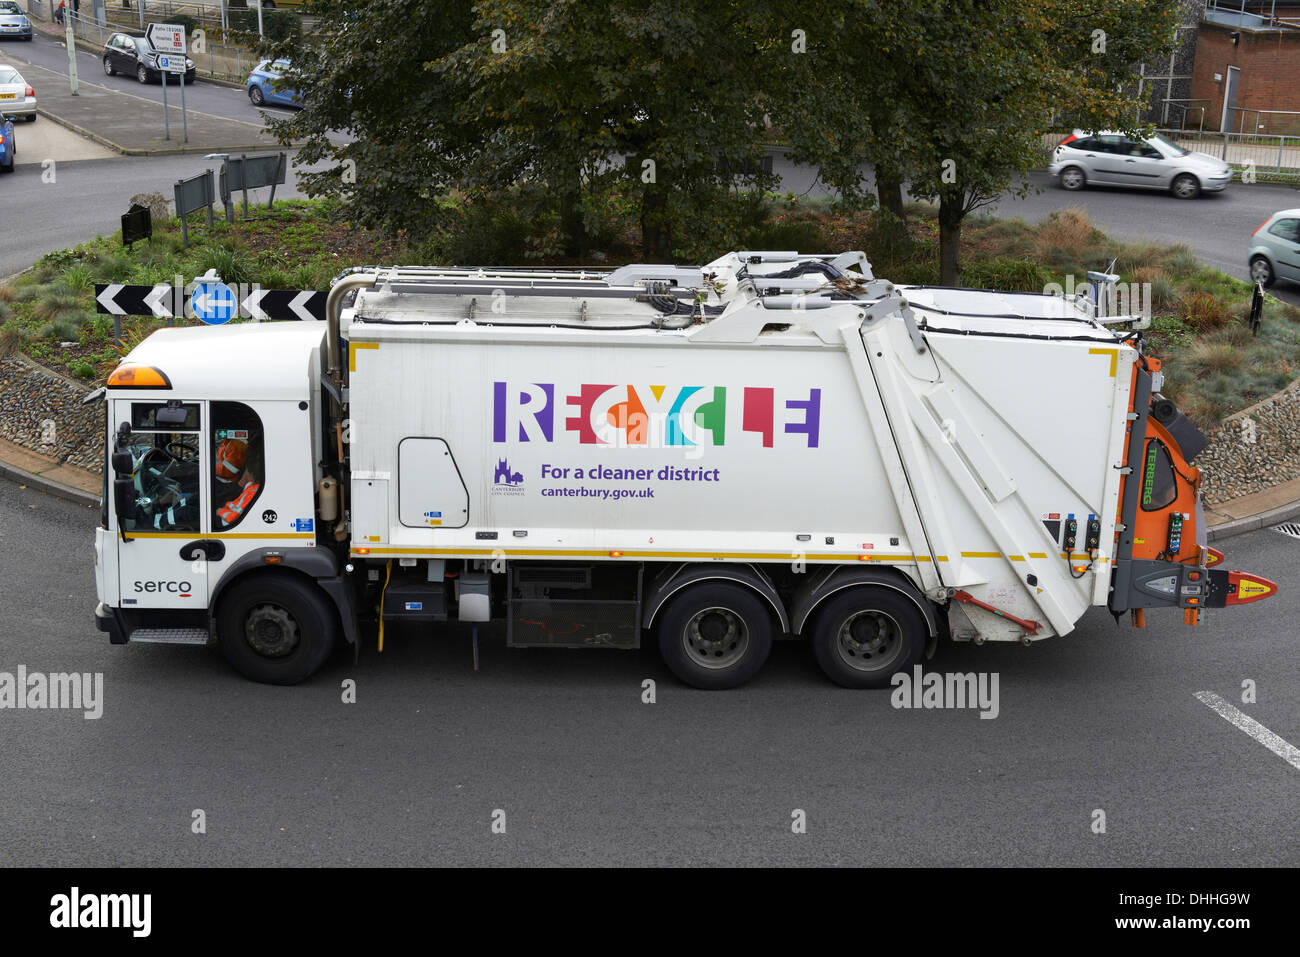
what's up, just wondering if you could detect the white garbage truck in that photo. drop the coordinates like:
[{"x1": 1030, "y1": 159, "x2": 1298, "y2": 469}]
[{"x1": 92, "y1": 250, "x2": 1278, "y2": 688}]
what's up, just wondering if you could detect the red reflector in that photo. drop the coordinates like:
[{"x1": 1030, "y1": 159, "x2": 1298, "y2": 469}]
[
  {"x1": 609, "y1": 550, "x2": 624, "y2": 557},
  {"x1": 1225, "y1": 571, "x2": 1278, "y2": 605}
]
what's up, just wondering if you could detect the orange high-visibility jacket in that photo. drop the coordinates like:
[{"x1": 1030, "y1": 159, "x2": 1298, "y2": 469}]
[
  {"x1": 215, "y1": 439, "x2": 248, "y2": 483},
  {"x1": 217, "y1": 481, "x2": 261, "y2": 527}
]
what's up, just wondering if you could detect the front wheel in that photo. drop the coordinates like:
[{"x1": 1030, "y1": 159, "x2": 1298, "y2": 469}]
[
  {"x1": 1171, "y1": 173, "x2": 1200, "y2": 199},
  {"x1": 810, "y1": 588, "x2": 928, "y2": 689},
  {"x1": 657, "y1": 583, "x2": 773, "y2": 690},
  {"x1": 1250, "y1": 255, "x2": 1275, "y2": 288},
  {"x1": 1059, "y1": 166, "x2": 1086, "y2": 191},
  {"x1": 216, "y1": 573, "x2": 338, "y2": 684}
]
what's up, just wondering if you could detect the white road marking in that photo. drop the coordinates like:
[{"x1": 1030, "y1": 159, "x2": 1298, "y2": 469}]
[{"x1": 1195, "y1": 691, "x2": 1300, "y2": 771}]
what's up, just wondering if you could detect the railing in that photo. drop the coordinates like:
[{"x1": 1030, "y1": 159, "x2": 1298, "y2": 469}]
[{"x1": 1157, "y1": 128, "x2": 1300, "y2": 178}]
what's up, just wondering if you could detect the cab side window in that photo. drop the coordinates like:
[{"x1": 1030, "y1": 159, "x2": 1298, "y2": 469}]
[
  {"x1": 211, "y1": 401, "x2": 265, "y2": 530},
  {"x1": 123, "y1": 402, "x2": 202, "y2": 533}
]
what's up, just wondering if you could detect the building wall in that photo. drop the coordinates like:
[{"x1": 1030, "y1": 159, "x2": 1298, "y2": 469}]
[{"x1": 1189, "y1": 19, "x2": 1300, "y2": 134}]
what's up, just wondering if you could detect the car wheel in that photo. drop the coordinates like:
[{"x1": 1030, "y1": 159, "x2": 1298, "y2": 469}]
[
  {"x1": 25, "y1": 114, "x2": 34, "y2": 122},
  {"x1": 103, "y1": 57, "x2": 114, "y2": 76},
  {"x1": 1250, "y1": 256, "x2": 1276, "y2": 288},
  {"x1": 216, "y1": 573, "x2": 339, "y2": 684},
  {"x1": 1, "y1": 159, "x2": 13, "y2": 174},
  {"x1": 656, "y1": 583, "x2": 774, "y2": 690},
  {"x1": 249, "y1": 85, "x2": 265, "y2": 106},
  {"x1": 1171, "y1": 173, "x2": 1200, "y2": 199},
  {"x1": 136, "y1": 65, "x2": 149, "y2": 84},
  {"x1": 1059, "y1": 166, "x2": 1086, "y2": 191},
  {"x1": 809, "y1": 588, "x2": 928, "y2": 689}
]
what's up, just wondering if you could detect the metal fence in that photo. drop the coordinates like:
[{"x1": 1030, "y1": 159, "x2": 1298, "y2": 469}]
[{"x1": 1159, "y1": 128, "x2": 1300, "y2": 178}]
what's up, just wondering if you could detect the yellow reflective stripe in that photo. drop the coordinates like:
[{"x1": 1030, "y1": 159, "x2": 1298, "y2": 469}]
[
  {"x1": 1028, "y1": 552, "x2": 1048, "y2": 559},
  {"x1": 1089, "y1": 347, "x2": 1118, "y2": 377},
  {"x1": 349, "y1": 341, "x2": 379, "y2": 372},
  {"x1": 961, "y1": 551, "x2": 1003, "y2": 559}
]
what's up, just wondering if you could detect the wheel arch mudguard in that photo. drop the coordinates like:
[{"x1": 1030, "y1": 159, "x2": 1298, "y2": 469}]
[
  {"x1": 789, "y1": 566, "x2": 939, "y2": 637},
  {"x1": 210, "y1": 547, "x2": 359, "y2": 645},
  {"x1": 641, "y1": 563, "x2": 790, "y2": 633}
]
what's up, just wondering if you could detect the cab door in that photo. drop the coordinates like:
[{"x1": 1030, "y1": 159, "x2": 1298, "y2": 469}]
[{"x1": 111, "y1": 398, "x2": 213, "y2": 609}]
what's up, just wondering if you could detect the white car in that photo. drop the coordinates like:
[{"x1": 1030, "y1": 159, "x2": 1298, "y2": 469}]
[
  {"x1": 0, "y1": 64, "x2": 34, "y2": 121},
  {"x1": 1049, "y1": 130, "x2": 1231, "y2": 199}
]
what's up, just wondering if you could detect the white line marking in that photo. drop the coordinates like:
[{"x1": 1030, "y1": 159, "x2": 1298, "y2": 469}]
[{"x1": 1195, "y1": 691, "x2": 1300, "y2": 771}]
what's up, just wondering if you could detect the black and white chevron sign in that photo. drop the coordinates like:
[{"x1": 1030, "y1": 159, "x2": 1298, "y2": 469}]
[{"x1": 94, "y1": 283, "x2": 327, "y2": 322}]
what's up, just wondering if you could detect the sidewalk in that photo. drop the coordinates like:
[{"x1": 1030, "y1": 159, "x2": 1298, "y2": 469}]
[{"x1": 11, "y1": 18, "x2": 283, "y2": 155}]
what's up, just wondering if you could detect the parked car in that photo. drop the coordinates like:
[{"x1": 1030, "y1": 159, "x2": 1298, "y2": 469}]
[
  {"x1": 102, "y1": 33, "x2": 196, "y2": 85},
  {"x1": 1248, "y1": 209, "x2": 1300, "y2": 288},
  {"x1": 0, "y1": 1, "x2": 33, "y2": 41},
  {"x1": 0, "y1": 65, "x2": 34, "y2": 121},
  {"x1": 1049, "y1": 130, "x2": 1232, "y2": 199},
  {"x1": 0, "y1": 114, "x2": 15, "y2": 173},
  {"x1": 247, "y1": 59, "x2": 301, "y2": 108}
]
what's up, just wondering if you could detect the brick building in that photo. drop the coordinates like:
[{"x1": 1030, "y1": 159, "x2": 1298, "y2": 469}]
[{"x1": 1187, "y1": 2, "x2": 1300, "y2": 133}]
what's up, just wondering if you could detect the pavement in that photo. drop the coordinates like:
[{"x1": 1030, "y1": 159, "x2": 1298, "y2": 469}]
[{"x1": 4, "y1": 16, "x2": 284, "y2": 155}]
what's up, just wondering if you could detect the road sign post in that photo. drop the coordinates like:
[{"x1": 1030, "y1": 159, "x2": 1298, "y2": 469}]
[{"x1": 148, "y1": 24, "x2": 188, "y2": 143}]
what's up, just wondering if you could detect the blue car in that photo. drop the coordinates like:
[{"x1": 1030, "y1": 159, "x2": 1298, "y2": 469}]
[
  {"x1": 0, "y1": 114, "x2": 14, "y2": 174},
  {"x1": 247, "y1": 59, "x2": 302, "y2": 108}
]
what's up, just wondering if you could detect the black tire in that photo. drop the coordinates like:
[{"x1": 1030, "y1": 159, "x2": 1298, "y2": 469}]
[
  {"x1": 25, "y1": 114, "x2": 35, "y2": 122},
  {"x1": 656, "y1": 582, "x2": 773, "y2": 690},
  {"x1": 1059, "y1": 166, "x2": 1086, "y2": 191},
  {"x1": 136, "y1": 64, "x2": 149, "y2": 84},
  {"x1": 249, "y1": 85, "x2": 265, "y2": 106},
  {"x1": 0, "y1": 162, "x2": 12, "y2": 175},
  {"x1": 216, "y1": 573, "x2": 338, "y2": 684},
  {"x1": 810, "y1": 588, "x2": 928, "y2": 689},
  {"x1": 1171, "y1": 173, "x2": 1200, "y2": 200},
  {"x1": 103, "y1": 57, "x2": 114, "y2": 76},
  {"x1": 1249, "y1": 255, "x2": 1275, "y2": 288}
]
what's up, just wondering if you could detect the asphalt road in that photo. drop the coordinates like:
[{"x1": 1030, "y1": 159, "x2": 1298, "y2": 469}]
[{"x1": 0, "y1": 479, "x2": 1295, "y2": 866}]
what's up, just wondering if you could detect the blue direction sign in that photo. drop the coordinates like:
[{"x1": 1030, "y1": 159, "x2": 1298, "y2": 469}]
[{"x1": 191, "y1": 281, "x2": 237, "y2": 324}]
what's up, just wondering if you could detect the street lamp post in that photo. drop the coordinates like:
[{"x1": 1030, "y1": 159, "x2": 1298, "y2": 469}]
[{"x1": 64, "y1": 9, "x2": 79, "y2": 95}]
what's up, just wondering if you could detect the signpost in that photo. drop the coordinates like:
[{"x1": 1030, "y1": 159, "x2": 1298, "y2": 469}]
[
  {"x1": 64, "y1": 8, "x2": 78, "y2": 96},
  {"x1": 147, "y1": 23, "x2": 188, "y2": 142}
]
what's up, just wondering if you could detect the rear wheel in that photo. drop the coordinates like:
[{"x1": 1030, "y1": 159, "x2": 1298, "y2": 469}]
[
  {"x1": 249, "y1": 85, "x2": 265, "y2": 106},
  {"x1": 657, "y1": 583, "x2": 773, "y2": 690},
  {"x1": 1059, "y1": 166, "x2": 1086, "y2": 191},
  {"x1": 1250, "y1": 255, "x2": 1275, "y2": 288},
  {"x1": 810, "y1": 588, "x2": 928, "y2": 689},
  {"x1": 26, "y1": 114, "x2": 35, "y2": 122},
  {"x1": 137, "y1": 65, "x2": 150, "y2": 84},
  {"x1": 216, "y1": 573, "x2": 338, "y2": 684},
  {"x1": 103, "y1": 57, "x2": 115, "y2": 76},
  {"x1": 1171, "y1": 173, "x2": 1200, "y2": 199}
]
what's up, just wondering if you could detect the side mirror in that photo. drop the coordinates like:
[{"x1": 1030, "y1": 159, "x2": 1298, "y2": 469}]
[
  {"x1": 111, "y1": 449, "x2": 133, "y2": 474},
  {"x1": 113, "y1": 475, "x2": 135, "y2": 539}
]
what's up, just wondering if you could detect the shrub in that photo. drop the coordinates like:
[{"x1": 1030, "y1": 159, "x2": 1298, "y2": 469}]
[
  {"x1": 746, "y1": 217, "x2": 828, "y2": 254},
  {"x1": 1034, "y1": 207, "x2": 1101, "y2": 262},
  {"x1": 1177, "y1": 291, "x2": 1229, "y2": 331},
  {"x1": 195, "y1": 244, "x2": 257, "y2": 287},
  {"x1": 32, "y1": 286, "x2": 83, "y2": 323},
  {"x1": 0, "y1": 301, "x2": 11, "y2": 325},
  {"x1": 68, "y1": 359, "x2": 97, "y2": 380},
  {"x1": 62, "y1": 264, "x2": 95, "y2": 294},
  {"x1": 0, "y1": 323, "x2": 27, "y2": 356},
  {"x1": 1187, "y1": 340, "x2": 1246, "y2": 376},
  {"x1": 128, "y1": 192, "x2": 172, "y2": 223},
  {"x1": 960, "y1": 257, "x2": 1055, "y2": 293},
  {"x1": 0, "y1": 282, "x2": 15, "y2": 303}
]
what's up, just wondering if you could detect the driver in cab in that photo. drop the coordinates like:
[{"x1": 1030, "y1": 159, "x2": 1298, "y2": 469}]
[{"x1": 134, "y1": 431, "x2": 260, "y2": 531}]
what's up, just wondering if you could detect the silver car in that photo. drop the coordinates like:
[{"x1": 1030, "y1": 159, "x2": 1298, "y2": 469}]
[
  {"x1": 1049, "y1": 130, "x2": 1231, "y2": 199},
  {"x1": 0, "y1": 64, "x2": 34, "y2": 121},
  {"x1": 1248, "y1": 209, "x2": 1300, "y2": 288},
  {"x1": 0, "y1": 1, "x2": 33, "y2": 41}
]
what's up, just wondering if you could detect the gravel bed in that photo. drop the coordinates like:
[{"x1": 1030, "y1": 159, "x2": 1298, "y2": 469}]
[
  {"x1": 0, "y1": 355, "x2": 104, "y2": 473},
  {"x1": 1195, "y1": 379, "x2": 1300, "y2": 506}
]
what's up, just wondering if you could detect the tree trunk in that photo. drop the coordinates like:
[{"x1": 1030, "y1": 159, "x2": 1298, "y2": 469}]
[
  {"x1": 938, "y1": 195, "x2": 964, "y2": 287},
  {"x1": 640, "y1": 187, "x2": 671, "y2": 261},
  {"x1": 558, "y1": 186, "x2": 588, "y2": 259},
  {"x1": 876, "y1": 173, "x2": 905, "y2": 220}
]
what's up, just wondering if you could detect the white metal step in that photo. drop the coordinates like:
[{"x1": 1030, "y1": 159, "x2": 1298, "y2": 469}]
[{"x1": 129, "y1": 628, "x2": 210, "y2": 645}]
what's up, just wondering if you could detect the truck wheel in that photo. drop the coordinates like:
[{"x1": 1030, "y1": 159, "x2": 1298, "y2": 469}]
[
  {"x1": 810, "y1": 588, "x2": 927, "y2": 689},
  {"x1": 657, "y1": 583, "x2": 773, "y2": 690},
  {"x1": 216, "y1": 574, "x2": 338, "y2": 685}
]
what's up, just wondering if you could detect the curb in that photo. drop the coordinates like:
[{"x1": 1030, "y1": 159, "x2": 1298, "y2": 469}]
[
  {"x1": 34, "y1": 107, "x2": 284, "y2": 158},
  {"x1": 0, "y1": 457, "x2": 99, "y2": 509},
  {"x1": 1206, "y1": 500, "x2": 1300, "y2": 542}
]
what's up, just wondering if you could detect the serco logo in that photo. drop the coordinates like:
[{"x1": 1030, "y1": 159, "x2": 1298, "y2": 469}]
[
  {"x1": 133, "y1": 580, "x2": 193, "y2": 597},
  {"x1": 492, "y1": 382, "x2": 822, "y2": 449}
]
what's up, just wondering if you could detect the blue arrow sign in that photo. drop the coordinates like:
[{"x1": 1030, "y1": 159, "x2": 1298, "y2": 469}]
[{"x1": 191, "y1": 281, "x2": 237, "y2": 324}]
